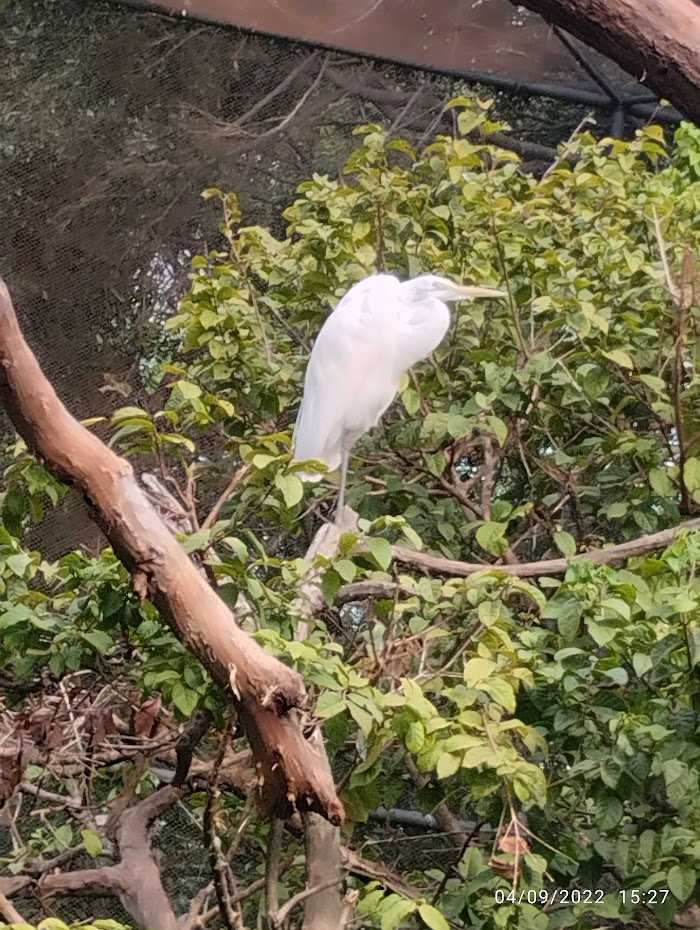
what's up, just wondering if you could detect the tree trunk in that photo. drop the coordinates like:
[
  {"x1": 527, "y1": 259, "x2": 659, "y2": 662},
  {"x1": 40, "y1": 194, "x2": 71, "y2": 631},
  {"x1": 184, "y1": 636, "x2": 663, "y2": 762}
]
[{"x1": 511, "y1": 0, "x2": 700, "y2": 126}]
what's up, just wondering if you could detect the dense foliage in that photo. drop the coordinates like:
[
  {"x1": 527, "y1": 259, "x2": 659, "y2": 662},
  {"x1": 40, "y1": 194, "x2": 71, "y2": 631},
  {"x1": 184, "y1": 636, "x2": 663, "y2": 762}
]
[{"x1": 2, "y1": 102, "x2": 700, "y2": 930}]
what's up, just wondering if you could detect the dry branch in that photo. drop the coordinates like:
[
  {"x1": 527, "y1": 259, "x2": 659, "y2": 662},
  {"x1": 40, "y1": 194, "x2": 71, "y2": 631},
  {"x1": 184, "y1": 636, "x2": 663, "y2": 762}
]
[
  {"x1": 0, "y1": 278, "x2": 342, "y2": 825},
  {"x1": 510, "y1": 0, "x2": 700, "y2": 126},
  {"x1": 290, "y1": 512, "x2": 360, "y2": 930},
  {"x1": 0, "y1": 786, "x2": 185, "y2": 930},
  {"x1": 390, "y1": 518, "x2": 700, "y2": 578}
]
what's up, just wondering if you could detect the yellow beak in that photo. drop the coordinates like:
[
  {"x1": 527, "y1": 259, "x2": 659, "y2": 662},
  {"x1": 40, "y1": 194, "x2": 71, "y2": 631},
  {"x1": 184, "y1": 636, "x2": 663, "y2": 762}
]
[{"x1": 451, "y1": 285, "x2": 508, "y2": 299}]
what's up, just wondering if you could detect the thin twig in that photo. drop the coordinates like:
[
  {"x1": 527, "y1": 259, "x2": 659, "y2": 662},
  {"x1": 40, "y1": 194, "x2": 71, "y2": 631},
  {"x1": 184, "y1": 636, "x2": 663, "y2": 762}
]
[
  {"x1": 652, "y1": 208, "x2": 691, "y2": 513},
  {"x1": 204, "y1": 725, "x2": 240, "y2": 930},
  {"x1": 652, "y1": 206, "x2": 682, "y2": 304},
  {"x1": 275, "y1": 878, "x2": 345, "y2": 926},
  {"x1": 540, "y1": 113, "x2": 595, "y2": 182},
  {"x1": 201, "y1": 463, "x2": 252, "y2": 530},
  {"x1": 265, "y1": 818, "x2": 285, "y2": 922}
]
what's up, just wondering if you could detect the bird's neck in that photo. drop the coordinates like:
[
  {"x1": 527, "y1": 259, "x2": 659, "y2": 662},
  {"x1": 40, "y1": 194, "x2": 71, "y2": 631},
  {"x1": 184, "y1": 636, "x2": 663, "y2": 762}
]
[{"x1": 395, "y1": 298, "x2": 450, "y2": 374}]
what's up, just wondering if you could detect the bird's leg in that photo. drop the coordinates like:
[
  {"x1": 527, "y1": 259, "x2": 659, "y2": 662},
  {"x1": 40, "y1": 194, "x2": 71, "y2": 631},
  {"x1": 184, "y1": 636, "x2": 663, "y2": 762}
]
[{"x1": 335, "y1": 449, "x2": 349, "y2": 525}]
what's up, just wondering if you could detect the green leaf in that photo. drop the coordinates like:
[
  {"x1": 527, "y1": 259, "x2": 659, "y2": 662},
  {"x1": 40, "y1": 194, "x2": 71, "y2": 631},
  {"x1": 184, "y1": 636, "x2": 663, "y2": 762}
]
[
  {"x1": 481, "y1": 678, "x2": 516, "y2": 712},
  {"x1": 596, "y1": 792, "x2": 624, "y2": 830},
  {"x1": 685, "y1": 457, "x2": 700, "y2": 493},
  {"x1": 379, "y1": 894, "x2": 417, "y2": 930},
  {"x1": 405, "y1": 720, "x2": 425, "y2": 753},
  {"x1": 80, "y1": 631, "x2": 114, "y2": 653},
  {"x1": 357, "y1": 889, "x2": 386, "y2": 917},
  {"x1": 0, "y1": 604, "x2": 36, "y2": 630},
  {"x1": 402, "y1": 388, "x2": 421, "y2": 415},
  {"x1": 172, "y1": 682, "x2": 200, "y2": 717},
  {"x1": 543, "y1": 597, "x2": 582, "y2": 641},
  {"x1": 487, "y1": 415, "x2": 508, "y2": 446},
  {"x1": 663, "y1": 759, "x2": 694, "y2": 808},
  {"x1": 512, "y1": 765, "x2": 547, "y2": 806},
  {"x1": 252, "y1": 453, "x2": 279, "y2": 469},
  {"x1": 418, "y1": 903, "x2": 450, "y2": 930},
  {"x1": 553, "y1": 530, "x2": 576, "y2": 558},
  {"x1": 463, "y1": 657, "x2": 496, "y2": 686},
  {"x1": 602, "y1": 349, "x2": 634, "y2": 369},
  {"x1": 369, "y1": 537, "x2": 393, "y2": 571},
  {"x1": 649, "y1": 467, "x2": 675, "y2": 497},
  {"x1": 5, "y1": 553, "x2": 33, "y2": 577},
  {"x1": 347, "y1": 698, "x2": 374, "y2": 736},
  {"x1": 600, "y1": 597, "x2": 631, "y2": 621},
  {"x1": 334, "y1": 559, "x2": 357, "y2": 583},
  {"x1": 632, "y1": 653, "x2": 653, "y2": 676},
  {"x1": 175, "y1": 379, "x2": 202, "y2": 399},
  {"x1": 315, "y1": 693, "x2": 347, "y2": 719},
  {"x1": 436, "y1": 752, "x2": 460, "y2": 780},
  {"x1": 475, "y1": 522, "x2": 507, "y2": 554},
  {"x1": 320, "y1": 569, "x2": 341, "y2": 606},
  {"x1": 462, "y1": 745, "x2": 500, "y2": 769},
  {"x1": 180, "y1": 529, "x2": 214, "y2": 554},
  {"x1": 668, "y1": 864, "x2": 696, "y2": 902},
  {"x1": 274, "y1": 472, "x2": 304, "y2": 508},
  {"x1": 583, "y1": 366, "x2": 609, "y2": 399},
  {"x1": 81, "y1": 828, "x2": 103, "y2": 858},
  {"x1": 112, "y1": 405, "x2": 149, "y2": 421},
  {"x1": 639, "y1": 374, "x2": 667, "y2": 395}
]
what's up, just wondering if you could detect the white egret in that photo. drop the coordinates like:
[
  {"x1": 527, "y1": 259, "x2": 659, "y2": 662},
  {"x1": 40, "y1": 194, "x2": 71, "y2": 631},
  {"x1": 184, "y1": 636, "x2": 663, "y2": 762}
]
[{"x1": 292, "y1": 272, "x2": 507, "y2": 522}]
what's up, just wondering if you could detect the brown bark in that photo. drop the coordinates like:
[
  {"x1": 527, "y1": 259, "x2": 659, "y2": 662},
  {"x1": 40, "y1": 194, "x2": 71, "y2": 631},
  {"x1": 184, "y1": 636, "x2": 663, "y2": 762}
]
[
  {"x1": 291, "y1": 512, "x2": 359, "y2": 930},
  {"x1": 0, "y1": 891, "x2": 25, "y2": 924},
  {"x1": 115, "y1": 786, "x2": 185, "y2": 930},
  {"x1": 0, "y1": 278, "x2": 342, "y2": 826},
  {"x1": 511, "y1": 0, "x2": 700, "y2": 125},
  {"x1": 391, "y1": 517, "x2": 700, "y2": 578}
]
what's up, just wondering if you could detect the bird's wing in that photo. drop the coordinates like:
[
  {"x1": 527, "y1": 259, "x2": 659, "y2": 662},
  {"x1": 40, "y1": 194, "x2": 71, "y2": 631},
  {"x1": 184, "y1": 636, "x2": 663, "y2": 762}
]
[{"x1": 292, "y1": 276, "x2": 402, "y2": 472}]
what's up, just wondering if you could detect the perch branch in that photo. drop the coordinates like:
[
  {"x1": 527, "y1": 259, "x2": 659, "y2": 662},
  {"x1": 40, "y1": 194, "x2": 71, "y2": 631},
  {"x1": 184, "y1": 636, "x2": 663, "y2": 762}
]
[
  {"x1": 0, "y1": 277, "x2": 342, "y2": 825},
  {"x1": 389, "y1": 518, "x2": 700, "y2": 578},
  {"x1": 290, "y1": 513, "x2": 358, "y2": 929}
]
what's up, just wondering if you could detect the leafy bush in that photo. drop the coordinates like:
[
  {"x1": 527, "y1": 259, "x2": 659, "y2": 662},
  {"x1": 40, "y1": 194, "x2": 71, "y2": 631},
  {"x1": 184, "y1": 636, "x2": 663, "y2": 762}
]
[{"x1": 2, "y1": 99, "x2": 700, "y2": 929}]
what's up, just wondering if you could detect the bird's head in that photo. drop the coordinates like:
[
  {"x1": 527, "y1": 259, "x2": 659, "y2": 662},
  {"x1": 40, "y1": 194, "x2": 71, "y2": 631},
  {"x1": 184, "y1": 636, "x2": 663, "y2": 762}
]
[{"x1": 407, "y1": 274, "x2": 507, "y2": 303}]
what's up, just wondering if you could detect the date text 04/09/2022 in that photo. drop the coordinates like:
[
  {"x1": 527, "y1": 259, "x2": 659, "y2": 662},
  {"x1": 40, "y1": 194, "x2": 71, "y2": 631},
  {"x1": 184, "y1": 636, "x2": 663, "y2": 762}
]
[{"x1": 493, "y1": 889, "x2": 671, "y2": 906}]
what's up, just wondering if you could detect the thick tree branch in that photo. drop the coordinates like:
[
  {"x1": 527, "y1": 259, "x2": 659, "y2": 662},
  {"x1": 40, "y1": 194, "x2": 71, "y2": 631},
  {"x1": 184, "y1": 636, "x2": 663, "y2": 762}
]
[
  {"x1": 115, "y1": 785, "x2": 185, "y2": 930},
  {"x1": 510, "y1": 0, "x2": 700, "y2": 126},
  {"x1": 0, "y1": 278, "x2": 342, "y2": 826}
]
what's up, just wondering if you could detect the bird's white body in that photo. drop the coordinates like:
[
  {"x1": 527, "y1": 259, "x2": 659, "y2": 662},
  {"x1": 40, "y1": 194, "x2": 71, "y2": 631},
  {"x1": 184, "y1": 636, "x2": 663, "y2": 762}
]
[
  {"x1": 291, "y1": 272, "x2": 506, "y2": 519},
  {"x1": 293, "y1": 274, "x2": 451, "y2": 475}
]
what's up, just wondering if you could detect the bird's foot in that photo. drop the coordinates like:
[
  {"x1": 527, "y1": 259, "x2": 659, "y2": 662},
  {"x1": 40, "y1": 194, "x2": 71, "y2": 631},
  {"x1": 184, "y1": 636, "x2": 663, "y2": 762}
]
[{"x1": 334, "y1": 504, "x2": 360, "y2": 533}]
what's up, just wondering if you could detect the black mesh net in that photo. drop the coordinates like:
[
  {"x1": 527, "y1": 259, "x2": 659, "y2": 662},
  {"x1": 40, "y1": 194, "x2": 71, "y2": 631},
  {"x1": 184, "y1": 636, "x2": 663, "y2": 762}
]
[{"x1": 0, "y1": 1, "x2": 683, "y2": 923}]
